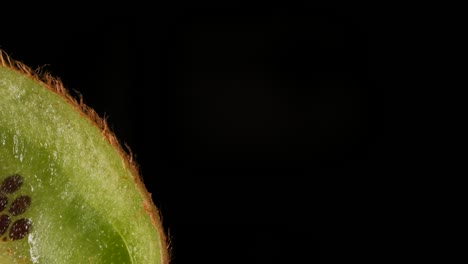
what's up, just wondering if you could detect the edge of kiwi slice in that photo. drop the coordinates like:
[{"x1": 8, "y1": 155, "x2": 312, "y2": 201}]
[{"x1": 0, "y1": 50, "x2": 170, "y2": 263}]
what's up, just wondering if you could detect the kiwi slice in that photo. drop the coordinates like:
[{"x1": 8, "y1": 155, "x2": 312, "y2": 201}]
[{"x1": 0, "y1": 50, "x2": 169, "y2": 263}]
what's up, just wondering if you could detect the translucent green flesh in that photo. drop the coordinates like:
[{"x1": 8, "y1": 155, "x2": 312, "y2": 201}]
[{"x1": 0, "y1": 66, "x2": 163, "y2": 263}]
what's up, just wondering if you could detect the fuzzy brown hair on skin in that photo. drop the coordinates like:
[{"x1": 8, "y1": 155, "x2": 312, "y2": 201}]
[{"x1": 0, "y1": 49, "x2": 171, "y2": 264}]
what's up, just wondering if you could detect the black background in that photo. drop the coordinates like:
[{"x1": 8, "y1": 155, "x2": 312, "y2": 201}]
[{"x1": 1, "y1": 8, "x2": 393, "y2": 264}]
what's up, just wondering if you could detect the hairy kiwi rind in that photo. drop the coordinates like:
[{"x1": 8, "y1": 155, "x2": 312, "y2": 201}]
[{"x1": 0, "y1": 49, "x2": 170, "y2": 263}]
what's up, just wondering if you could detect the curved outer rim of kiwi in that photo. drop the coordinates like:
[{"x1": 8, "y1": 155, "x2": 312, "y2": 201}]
[{"x1": 0, "y1": 49, "x2": 171, "y2": 264}]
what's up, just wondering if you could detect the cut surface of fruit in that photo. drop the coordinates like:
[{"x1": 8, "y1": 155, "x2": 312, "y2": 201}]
[{"x1": 0, "y1": 51, "x2": 169, "y2": 263}]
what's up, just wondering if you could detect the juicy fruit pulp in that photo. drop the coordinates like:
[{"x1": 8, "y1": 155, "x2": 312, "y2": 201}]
[{"x1": 0, "y1": 51, "x2": 168, "y2": 263}]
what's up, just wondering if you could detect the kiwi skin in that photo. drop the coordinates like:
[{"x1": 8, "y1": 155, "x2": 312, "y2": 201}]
[{"x1": 0, "y1": 49, "x2": 171, "y2": 263}]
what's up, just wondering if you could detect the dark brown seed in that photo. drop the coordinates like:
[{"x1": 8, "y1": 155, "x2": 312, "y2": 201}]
[
  {"x1": 9, "y1": 195, "x2": 31, "y2": 216},
  {"x1": 9, "y1": 218, "x2": 32, "y2": 240},
  {"x1": 1, "y1": 174, "x2": 24, "y2": 193},
  {"x1": 0, "y1": 214, "x2": 11, "y2": 236},
  {"x1": 0, "y1": 195, "x2": 7, "y2": 212}
]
